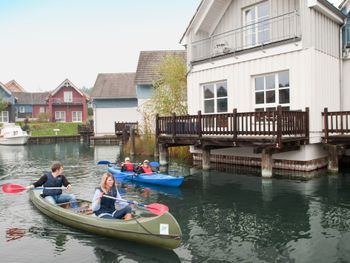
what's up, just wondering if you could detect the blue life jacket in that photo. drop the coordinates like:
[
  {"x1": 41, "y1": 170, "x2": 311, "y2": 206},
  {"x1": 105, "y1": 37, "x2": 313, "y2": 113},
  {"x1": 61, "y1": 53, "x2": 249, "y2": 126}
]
[
  {"x1": 42, "y1": 172, "x2": 63, "y2": 197},
  {"x1": 94, "y1": 186, "x2": 118, "y2": 216}
]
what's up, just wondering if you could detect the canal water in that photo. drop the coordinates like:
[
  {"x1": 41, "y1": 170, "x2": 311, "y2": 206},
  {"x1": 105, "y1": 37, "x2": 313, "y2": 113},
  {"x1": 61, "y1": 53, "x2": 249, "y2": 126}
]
[{"x1": 1, "y1": 142, "x2": 350, "y2": 263}]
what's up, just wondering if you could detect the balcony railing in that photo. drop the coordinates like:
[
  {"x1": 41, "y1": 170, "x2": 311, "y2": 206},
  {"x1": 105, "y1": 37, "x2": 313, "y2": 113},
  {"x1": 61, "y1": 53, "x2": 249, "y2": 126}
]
[
  {"x1": 190, "y1": 11, "x2": 300, "y2": 62},
  {"x1": 322, "y1": 108, "x2": 350, "y2": 143},
  {"x1": 156, "y1": 106, "x2": 309, "y2": 149},
  {"x1": 52, "y1": 98, "x2": 84, "y2": 104}
]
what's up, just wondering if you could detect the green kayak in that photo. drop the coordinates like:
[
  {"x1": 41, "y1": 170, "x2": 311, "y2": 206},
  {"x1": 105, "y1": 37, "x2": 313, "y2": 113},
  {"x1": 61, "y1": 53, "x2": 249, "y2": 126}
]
[{"x1": 29, "y1": 190, "x2": 182, "y2": 249}]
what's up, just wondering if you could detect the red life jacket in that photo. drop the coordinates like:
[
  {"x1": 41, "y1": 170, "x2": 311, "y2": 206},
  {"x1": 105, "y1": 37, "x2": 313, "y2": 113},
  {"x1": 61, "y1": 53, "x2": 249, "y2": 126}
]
[
  {"x1": 142, "y1": 165, "x2": 153, "y2": 174},
  {"x1": 124, "y1": 163, "x2": 134, "y2": 171}
]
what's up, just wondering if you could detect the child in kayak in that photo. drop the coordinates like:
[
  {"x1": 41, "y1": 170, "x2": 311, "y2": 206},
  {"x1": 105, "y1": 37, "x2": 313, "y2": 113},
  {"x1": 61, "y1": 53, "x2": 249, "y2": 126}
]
[
  {"x1": 120, "y1": 157, "x2": 135, "y2": 172},
  {"x1": 135, "y1": 160, "x2": 154, "y2": 174}
]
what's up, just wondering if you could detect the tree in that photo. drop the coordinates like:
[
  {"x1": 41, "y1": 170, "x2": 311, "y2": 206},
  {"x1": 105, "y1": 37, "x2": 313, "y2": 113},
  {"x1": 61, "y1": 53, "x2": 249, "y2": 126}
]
[
  {"x1": 145, "y1": 54, "x2": 187, "y2": 116},
  {"x1": 0, "y1": 100, "x2": 8, "y2": 113}
]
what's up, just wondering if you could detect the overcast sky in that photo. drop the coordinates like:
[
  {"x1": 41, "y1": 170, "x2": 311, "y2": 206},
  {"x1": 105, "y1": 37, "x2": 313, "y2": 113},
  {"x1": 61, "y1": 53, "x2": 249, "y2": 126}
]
[{"x1": 0, "y1": 0, "x2": 344, "y2": 92}]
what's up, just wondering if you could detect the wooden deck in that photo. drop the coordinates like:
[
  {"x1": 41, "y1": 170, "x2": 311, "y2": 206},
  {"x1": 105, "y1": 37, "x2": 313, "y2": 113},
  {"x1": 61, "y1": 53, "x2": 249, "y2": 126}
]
[{"x1": 156, "y1": 106, "x2": 309, "y2": 152}]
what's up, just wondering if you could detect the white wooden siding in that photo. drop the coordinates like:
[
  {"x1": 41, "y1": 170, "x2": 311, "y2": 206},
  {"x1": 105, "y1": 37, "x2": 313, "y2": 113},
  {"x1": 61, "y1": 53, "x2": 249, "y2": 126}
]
[
  {"x1": 188, "y1": 45, "x2": 340, "y2": 144},
  {"x1": 299, "y1": 0, "x2": 341, "y2": 58},
  {"x1": 94, "y1": 107, "x2": 139, "y2": 136},
  {"x1": 343, "y1": 59, "x2": 350, "y2": 110}
]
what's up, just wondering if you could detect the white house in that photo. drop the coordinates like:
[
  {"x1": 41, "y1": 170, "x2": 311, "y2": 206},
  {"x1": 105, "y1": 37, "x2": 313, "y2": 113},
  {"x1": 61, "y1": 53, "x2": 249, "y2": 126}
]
[
  {"x1": 91, "y1": 73, "x2": 138, "y2": 136},
  {"x1": 179, "y1": 0, "x2": 348, "y2": 172}
]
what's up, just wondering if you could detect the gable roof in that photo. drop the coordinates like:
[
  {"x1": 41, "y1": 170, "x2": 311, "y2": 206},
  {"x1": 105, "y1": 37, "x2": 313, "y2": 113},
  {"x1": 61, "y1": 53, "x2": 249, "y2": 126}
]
[
  {"x1": 135, "y1": 50, "x2": 186, "y2": 85},
  {"x1": 0, "y1": 81, "x2": 13, "y2": 96},
  {"x1": 51, "y1": 78, "x2": 84, "y2": 97},
  {"x1": 13, "y1": 92, "x2": 49, "y2": 104},
  {"x1": 4, "y1": 80, "x2": 26, "y2": 92},
  {"x1": 91, "y1": 73, "x2": 136, "y2": 99}
]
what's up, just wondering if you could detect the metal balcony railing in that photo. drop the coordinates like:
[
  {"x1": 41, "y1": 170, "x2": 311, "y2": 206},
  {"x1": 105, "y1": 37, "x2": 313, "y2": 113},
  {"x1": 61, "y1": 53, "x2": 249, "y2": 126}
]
[{"x1": 190, "y1": 11, "x2": 301, "y2": 62}]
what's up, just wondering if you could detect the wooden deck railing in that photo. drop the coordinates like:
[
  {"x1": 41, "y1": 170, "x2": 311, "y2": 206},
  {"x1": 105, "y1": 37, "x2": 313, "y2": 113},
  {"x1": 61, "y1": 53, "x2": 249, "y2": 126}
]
[
  {"x1": 156, "y1": 106, "x2": 309, "y2": 148},
  {"x1": 322, "y1": 107, "x2": 350, "y2": 142},
  {"x1": 115, "y1": 122, "x2": 138, "y2": 135}
]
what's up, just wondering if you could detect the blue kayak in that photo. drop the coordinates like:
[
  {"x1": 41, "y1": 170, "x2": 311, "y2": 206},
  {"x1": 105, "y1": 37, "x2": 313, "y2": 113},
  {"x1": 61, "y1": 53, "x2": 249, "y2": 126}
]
[{"x1": 107, "y1": 166, "x2": 184, "y2": 187}]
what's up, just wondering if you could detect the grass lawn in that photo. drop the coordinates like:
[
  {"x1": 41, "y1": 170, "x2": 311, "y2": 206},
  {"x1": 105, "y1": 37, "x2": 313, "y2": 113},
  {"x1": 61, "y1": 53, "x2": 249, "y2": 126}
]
[{"x1": 25, "y1": 122, "x2": 80, "y2": 136}]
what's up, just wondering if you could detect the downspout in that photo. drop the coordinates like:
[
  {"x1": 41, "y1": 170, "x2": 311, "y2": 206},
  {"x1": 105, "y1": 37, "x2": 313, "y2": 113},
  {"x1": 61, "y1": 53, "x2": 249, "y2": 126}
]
[{"x1": 340, "y1": 17, "x2": 347, "y2": 111}]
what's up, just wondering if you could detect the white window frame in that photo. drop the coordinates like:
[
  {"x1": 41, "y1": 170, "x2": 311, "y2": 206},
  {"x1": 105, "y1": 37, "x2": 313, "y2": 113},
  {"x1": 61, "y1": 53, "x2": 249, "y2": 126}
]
[
  {"x1": 39, "y1": 106, "x2": 45, "y2": 113},
  {"x1": 243, "y1": 1, "x2": 270, "y2": 47},
  {"x1": 72, "y1": 111, "x2": 82, "y2": 122},
  {"x1": 254, "y1": 70, "x2": 290, "y2": 111},
  {"x1": 64, "y1": 91, "x2": 73, "y2": 103},
  {"x1": 202, "y1": 81, "x2": 228, "y2": 114},
  {"x1": 55, "y1": 111, "x2": 66, "y2": 122},
  {"x1": 19, "y1": 106, "x2": 25, "y2": 113},
  {"x1": 0, "y1": 111, "x2": 9, "y2": 123}
]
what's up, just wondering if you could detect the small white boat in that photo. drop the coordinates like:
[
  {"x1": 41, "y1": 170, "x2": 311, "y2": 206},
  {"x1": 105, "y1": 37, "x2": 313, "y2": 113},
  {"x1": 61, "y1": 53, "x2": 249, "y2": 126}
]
[{"x1": 0, "y1": 123, "x2": 30, "y2": 145}]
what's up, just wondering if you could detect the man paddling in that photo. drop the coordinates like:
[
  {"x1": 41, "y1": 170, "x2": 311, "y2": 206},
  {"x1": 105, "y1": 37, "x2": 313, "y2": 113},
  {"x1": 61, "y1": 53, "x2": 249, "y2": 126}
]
[{"x1": 26, "y1": 161, "x2": 78, "y2": 208}]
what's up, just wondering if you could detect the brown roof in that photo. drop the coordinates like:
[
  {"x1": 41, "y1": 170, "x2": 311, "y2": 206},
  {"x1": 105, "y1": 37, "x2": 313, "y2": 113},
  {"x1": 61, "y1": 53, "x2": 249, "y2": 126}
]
[
  {"x1": 4, "y1": 80, "x2": 26, "y2": 92},
  {"x1": 135, "y1": 50, "x2": 186, "y2": 85},
  {"x1": 91, "y1": 73, "x2": 136, "y2": 99},
  {"x1": 13, "y1": 92, "x2": 49, "y2": 104}
]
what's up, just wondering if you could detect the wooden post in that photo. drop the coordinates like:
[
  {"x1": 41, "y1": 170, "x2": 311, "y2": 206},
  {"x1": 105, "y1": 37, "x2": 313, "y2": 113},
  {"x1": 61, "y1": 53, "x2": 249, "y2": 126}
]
[
  {"x1": 197, "y1": 110, "x2": 202, "y2": 139},
  {"x1": 261, "y1": 149, "x2": 273, "y2": 178},
  {"x1": 172, "y1": 112, "x2": 176, "y2": 139},
  {"x1": 276, "y1": 105, "x2": 282, "y2": 148},
  {"x1": 202, "y1": 147, "x2": 211, "y2": 170},
  {"x1": 154, "y1": 114, "x2": 159, "y2": 158},
  {"x1": 327, "y1": 144, "x2": 339, "y2": 172},
  {"x1": 159, "y1": 144, "x2": 169, "y2": 166},
  {"x1": 305, "y1": 107, "x2": 309, "y2": 144},
  {"x1": 233, "y1": 108, "x2": 237, "y2": 140},
  {"x1": 323, "y1": 107, "x2": 329, "y2": 143},
  {"x1": 130, "y1": 126, "x2": 135, "y2": 156}
]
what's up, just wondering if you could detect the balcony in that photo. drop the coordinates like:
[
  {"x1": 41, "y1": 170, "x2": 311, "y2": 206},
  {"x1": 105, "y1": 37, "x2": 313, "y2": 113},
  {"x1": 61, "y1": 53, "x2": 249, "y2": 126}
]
[
  {"x1": 52, "y1": 98, "x2": 84, "y2": 105},
  {"x1": 190, "y1": 11, "x2": 301, "y2": 62}
]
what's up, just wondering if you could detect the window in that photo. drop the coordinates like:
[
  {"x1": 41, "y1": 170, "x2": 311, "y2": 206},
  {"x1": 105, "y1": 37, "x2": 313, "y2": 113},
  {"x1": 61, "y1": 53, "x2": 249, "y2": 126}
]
[
  {"x1": 19, "y1": 106, "x2": 25, "y2": 113},
  {"x1": 0, "y1": 111, "x2": 9, "y2": 123},
  {"x1": 72, "y1": 111, "x2": 82, "y2": 122},
  {"x1": 39, "y1": 107, "x2": 45, "y2": 113},
  {"x1": 202, "y1": 81, "x2": 228, "y2": 114},
  {"x1": 244, "y1": 1, "x2": 269, "y2": 47},
  {"x1": 254, "y1": 70, "x2": 290, "y2": 111},
  {"x1": 64, "y1": 91, "x2": 73, "y2": 103},
  {"x1": 55, "y1": 111, "x2": 66, "y2": 122}
]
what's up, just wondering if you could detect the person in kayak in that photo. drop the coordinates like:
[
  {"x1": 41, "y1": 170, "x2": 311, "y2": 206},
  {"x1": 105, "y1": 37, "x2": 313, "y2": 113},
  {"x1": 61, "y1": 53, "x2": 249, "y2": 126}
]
[
  {"x1": 135, "y1": 160, "x2": 154, "y2": 174},
  {"x1": 92, "y1": 172, "x2": 133, "y2": 220},
  {"x1": 120, "y1": 157, "x2": 135, "y2": 172},
  {"x1": 26, "y1": 161, "x2": 78, "y2": 208}
]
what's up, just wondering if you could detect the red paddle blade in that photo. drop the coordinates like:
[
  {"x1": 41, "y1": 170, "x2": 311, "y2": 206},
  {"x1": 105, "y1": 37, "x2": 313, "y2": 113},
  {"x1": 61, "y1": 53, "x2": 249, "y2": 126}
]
[
  {"x1": 2, "y1": 184, "x2": 26, "y2": 194},
  {"x1": 146, "y1": 203, "x2": 169, "y2": 216}
]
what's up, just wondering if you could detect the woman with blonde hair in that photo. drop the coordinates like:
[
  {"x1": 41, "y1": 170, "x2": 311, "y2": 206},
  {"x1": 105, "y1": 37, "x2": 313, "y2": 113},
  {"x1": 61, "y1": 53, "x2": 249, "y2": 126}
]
[{"x1": 92, "y1": 173, "x2": 132, "y2": 220}]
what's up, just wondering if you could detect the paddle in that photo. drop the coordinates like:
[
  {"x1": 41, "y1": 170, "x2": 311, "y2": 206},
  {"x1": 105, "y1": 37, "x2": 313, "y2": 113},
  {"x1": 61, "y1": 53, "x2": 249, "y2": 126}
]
[
  {"x1": 2, "y1": 184, "x2": 65, "y2": 194},
  {"x1": 103, "y1": 195, "x2": 169, "y2": 216}
]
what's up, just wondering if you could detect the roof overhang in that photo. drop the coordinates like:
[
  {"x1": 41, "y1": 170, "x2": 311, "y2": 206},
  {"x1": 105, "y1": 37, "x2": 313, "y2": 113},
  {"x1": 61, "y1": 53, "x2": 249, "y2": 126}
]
[
  {"x1": 0, "y1": 82, "x2": 13, "y2": 97},
  {"x1": 180, "y1": 0, "x2": 232, "y2": 45},
  {"x1": 308, "y1": 0, "x2": 346, "y2": 24},
  {"x1": 51, "y1": 78, "x2": 84, "y2": 97}
]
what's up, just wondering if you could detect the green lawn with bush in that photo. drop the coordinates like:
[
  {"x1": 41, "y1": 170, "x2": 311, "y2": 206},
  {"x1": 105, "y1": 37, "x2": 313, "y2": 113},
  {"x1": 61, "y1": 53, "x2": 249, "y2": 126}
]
[{"x1": 23, "y1": 122, "x2": 80, "y2": 136}]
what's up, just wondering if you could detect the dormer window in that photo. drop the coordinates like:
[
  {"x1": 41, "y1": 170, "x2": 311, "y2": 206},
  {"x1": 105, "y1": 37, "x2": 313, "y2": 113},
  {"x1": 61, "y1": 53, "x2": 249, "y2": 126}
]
[{"x1": 64, "y1": 91, "x2": 73, "y2": 103}]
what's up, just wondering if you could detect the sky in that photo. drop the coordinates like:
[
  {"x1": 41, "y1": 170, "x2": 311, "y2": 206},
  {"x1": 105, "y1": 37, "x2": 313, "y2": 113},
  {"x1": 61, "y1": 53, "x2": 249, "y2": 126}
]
[{"x1": 0, "y1": 0, "x2": 344, "y2": 92}]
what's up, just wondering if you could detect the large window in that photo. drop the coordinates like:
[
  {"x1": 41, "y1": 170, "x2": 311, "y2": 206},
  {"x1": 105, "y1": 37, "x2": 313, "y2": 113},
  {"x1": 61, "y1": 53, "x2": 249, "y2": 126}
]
[
  {"x1": 39, "y1": 107, "x2": 45, "y2": 113},
  {"x1": 19, "y1": 106, "x2": 25, "y2": 113},
  {"x1": 64, "y1": 91, "x2": 73, "y2": 103},
  {"x1": 55, "y1": 111, "x2": 66, "y2": 122},
  {"x1": 202, "y1": 81, "x2": 228, "y2": 113},
  {"x1": 244, "y1": 1, "x2": 269, "y2": 47},
  {"x1": 254, "y1": 70, "x2": 290, "y2": 111},
  {"x1": 0, "y1": 111, "x2": 9, "y2": 123},
  {"x1": 72, "y1": 111, "x2": 82, "y2": 122}
]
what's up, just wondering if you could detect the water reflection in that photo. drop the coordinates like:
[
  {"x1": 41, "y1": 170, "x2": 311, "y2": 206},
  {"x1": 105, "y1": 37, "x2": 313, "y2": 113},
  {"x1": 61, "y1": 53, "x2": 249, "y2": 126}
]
[{"x1": 2, "y1": 143, "x2": 350, "y2": 262}]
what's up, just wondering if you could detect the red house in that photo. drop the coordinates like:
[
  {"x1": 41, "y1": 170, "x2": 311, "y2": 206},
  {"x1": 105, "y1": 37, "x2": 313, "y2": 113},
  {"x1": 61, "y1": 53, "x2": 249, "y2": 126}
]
[{"x1": 47, "y1": 79, "x2": 88, "y2": 122}]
